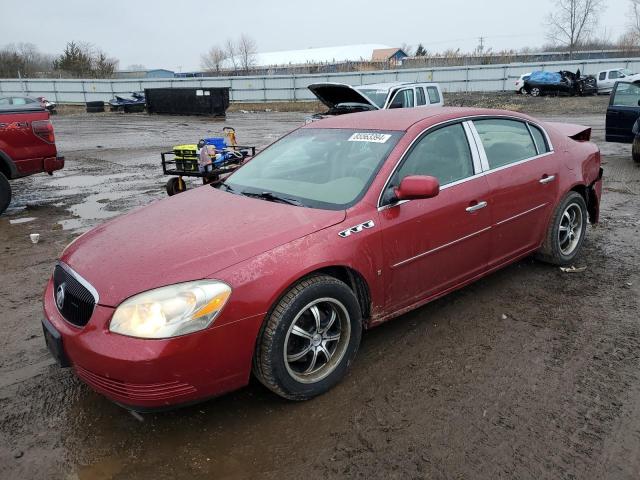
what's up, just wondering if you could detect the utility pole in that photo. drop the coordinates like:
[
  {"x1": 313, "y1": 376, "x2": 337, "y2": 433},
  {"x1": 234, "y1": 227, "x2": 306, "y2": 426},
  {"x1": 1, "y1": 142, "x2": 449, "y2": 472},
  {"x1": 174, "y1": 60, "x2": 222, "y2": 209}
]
[{"x1": 478, "y1": 37, "x2": 485, "y2": 55}]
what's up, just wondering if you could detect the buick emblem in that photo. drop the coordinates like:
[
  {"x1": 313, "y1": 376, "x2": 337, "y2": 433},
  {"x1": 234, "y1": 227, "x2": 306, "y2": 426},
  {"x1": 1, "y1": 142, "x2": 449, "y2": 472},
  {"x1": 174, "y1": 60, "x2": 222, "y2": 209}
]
[{"x1": 56, "y1": 283, "x2": 66, "y2": 310}]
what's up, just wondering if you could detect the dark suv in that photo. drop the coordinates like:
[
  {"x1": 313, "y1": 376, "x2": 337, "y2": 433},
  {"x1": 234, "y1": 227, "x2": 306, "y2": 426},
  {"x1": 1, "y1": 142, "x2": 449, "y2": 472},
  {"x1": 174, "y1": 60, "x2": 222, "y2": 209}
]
[{"x1": 605, "y1": 81, "x2": 640, "y2": 163}]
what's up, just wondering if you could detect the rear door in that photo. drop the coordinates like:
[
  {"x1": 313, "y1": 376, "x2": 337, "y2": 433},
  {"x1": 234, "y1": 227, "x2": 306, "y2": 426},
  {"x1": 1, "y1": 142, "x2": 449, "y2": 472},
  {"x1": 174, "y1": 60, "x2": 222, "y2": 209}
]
[
  {"x1": 378, "y1": 121, "x2": 491, "y2": 310},
  {"x1": 470, "y1": 118, "x2": 558, "y2": 267},
  {"x1": 606, "y1": 82, "x2": 640, "y2": 143}
]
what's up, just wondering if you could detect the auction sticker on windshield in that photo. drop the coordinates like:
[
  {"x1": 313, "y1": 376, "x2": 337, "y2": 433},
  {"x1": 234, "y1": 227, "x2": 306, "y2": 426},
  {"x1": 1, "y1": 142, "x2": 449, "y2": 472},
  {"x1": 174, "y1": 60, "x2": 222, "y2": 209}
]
[{"x1": 348, "y1": 133, "x2": 392, "y2": 143}]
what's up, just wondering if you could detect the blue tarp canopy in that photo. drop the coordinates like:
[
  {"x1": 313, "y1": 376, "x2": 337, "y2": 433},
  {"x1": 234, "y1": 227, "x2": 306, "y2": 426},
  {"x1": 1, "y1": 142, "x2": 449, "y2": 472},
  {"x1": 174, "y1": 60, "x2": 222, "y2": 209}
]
[{"x1": 528, "y1": 71, "x2": 562, "y2": 84}]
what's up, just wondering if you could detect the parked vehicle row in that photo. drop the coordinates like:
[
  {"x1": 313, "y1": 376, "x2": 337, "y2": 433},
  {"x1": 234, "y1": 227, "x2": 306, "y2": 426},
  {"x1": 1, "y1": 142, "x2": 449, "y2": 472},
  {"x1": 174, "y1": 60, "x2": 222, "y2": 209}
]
[
  {"x1": 42, "y1": 106, "x2": 602, "y2": 410},
  {"x1": 0, "y1": 105, "x2": 64, "y2": 213}
]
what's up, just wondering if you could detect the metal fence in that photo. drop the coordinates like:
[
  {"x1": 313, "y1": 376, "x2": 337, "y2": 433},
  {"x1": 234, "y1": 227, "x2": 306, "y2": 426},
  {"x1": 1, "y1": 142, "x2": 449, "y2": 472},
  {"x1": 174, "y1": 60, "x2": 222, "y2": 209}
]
[{"x1": 2, "y1": 57, "x2": 640, "y2": 104}]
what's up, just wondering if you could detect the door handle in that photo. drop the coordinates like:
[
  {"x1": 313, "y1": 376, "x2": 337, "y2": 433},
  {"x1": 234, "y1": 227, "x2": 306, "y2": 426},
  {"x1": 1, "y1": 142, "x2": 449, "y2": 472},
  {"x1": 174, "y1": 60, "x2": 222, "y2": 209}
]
[
  {"x1": 539, "y1": 175, "x2": 556, "y2": 184},
  {"x1": 466, "y1": 201, "x2": 488, "y2": 213}
]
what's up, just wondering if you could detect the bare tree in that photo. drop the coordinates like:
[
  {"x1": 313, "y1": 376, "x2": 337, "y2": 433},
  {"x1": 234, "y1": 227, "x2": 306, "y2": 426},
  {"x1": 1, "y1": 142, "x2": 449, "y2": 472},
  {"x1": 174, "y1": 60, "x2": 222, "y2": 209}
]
[
  {"x1": 201, "y1": 46, "x2": 227, "y2": 75},
  {"x1": 629, "y1": 0, "x2": 640, "y2": 40},
  {"x1": 237, "y1": 34, "x2": 257, "y2": 73},
  {"x1": 545, "y1": 0, "x2": 605, "y2": 55},
  {"x1": 224, "y1": 38, "x2": 239, "y2": 74}
]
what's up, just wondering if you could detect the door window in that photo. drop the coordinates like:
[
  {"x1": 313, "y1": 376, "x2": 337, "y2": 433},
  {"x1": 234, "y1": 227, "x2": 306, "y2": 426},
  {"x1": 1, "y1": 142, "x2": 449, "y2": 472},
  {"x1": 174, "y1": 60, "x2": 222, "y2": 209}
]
[
  {"x1": 427, "y1": 87, "x2": 441, "y2": 104},
  {"x1": 12, "y1": 97, "x2": 27, "y2": 105},
  {"x1": 474, "y1": 119, "x2": 538, "y2": 169},
  {"x1": 390, "y1": 123, "x2": 474, "y2": 191},
  {"x1": 388, "y1": 89, "x2": 414, "y2": 109},
  {"x1": 609, "y1": 70, "x2": 621, "y2": 80},
  {"x1": 611, "y1": 82, "x2": 640, "y2": 106},
  {"x1": 529, "y1": 124, "x2": 550, "y2": 154},
  {"x1": 0, "y1": 97, "x2": 10, "y2": 105},
  {"x1": 599, "y1": 72, "x2": 606, "y2": 81},
  {"x1": 416, "y1": 87, "x2": 426, "y2": 106}
]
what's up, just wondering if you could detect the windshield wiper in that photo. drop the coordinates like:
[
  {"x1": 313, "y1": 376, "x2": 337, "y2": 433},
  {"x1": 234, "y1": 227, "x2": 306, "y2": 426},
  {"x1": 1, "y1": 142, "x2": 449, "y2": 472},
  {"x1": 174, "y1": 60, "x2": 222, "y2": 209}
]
[
  {"x1": 241, "y1": 191, "x2": 305, "y2": 207},
  {"x1": 217, "y1": 181, "x2": 236, "y2": 193}
]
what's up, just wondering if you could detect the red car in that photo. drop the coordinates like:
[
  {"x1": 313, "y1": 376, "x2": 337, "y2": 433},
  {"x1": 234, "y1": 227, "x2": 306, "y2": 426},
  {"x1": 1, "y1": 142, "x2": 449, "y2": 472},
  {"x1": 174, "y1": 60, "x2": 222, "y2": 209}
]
[{"x1": 42, "y1": 107, "x2": 602, "y2": 411}]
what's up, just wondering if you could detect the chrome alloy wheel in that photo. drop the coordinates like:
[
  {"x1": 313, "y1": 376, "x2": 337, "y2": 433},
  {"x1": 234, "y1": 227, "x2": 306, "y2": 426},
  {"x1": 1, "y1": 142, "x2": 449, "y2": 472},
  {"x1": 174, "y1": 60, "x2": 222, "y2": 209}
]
[
  {"x1": 558, "y1": 203, "x2": 584, "y2": 255},
  {"x1": 284, "y1": 298, "x2": 351, "y2": 384}
]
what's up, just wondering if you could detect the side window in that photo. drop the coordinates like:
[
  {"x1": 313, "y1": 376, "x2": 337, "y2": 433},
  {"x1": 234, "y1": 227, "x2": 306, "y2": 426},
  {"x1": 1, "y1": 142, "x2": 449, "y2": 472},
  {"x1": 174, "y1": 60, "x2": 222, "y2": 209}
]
[
  {"x1": 474, "y1": 119, "x2": 538, "y2": 169},
  {"x1": 599, "y1": 72, "x2": 606, "y2": 81},
  {"x1": 612, "y1": 82, "x2": 640, "y2": 106},
  {"x1": 609, "y1": 71, "x2": 620, "y2": 80},
  {"x1": 415, "y1": 87, "x2": 426, "y2": 106},
  {"x1": 0, "y1": 98, "x2": 10, "y2": 105},
  {"x1": 427, "y1": 87, "x2": 440, "y2": 104},
  {"x1": 393, "y1": 123, "x2": 474, "y2": 187},
  {"x1": 529, "y1": 124, "x2": 550, "y2": 154},
  {"x1": 388, "y1": 89, "x2": 414, "y2": 109},
  {"x1": 12, "y1": 97, "x2": 27, "y2": 105}
]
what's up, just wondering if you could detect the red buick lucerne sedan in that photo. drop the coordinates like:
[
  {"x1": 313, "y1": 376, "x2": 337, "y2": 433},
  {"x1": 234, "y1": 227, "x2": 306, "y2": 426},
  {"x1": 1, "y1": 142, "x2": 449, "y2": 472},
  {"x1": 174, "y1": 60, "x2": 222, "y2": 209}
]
[{"x1": 42, "y1": 107, "x2": 603, "y2": 411}]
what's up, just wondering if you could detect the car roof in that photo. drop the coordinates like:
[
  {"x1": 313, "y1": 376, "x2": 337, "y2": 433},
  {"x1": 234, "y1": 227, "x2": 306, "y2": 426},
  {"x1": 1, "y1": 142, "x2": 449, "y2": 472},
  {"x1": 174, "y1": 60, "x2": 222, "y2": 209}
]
[
  {"x1": 301, "y1": 107, "x2": 532, "y2": 132},
  {"x1": 355, "y1": 81, "x2": 438, "y2": 91}
]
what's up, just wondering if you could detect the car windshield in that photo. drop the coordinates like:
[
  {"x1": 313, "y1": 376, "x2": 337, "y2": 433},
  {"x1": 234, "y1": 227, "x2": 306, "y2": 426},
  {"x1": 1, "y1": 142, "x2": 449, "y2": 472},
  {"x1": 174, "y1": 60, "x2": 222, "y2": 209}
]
[
  {"x1": 621, "y1": 69, "x2": 634, "y2": 76},
  {"x1": 222, "y1": 128, "x2": 402, "y2": 210},
  {"x1": 355, "y1": 88, "x2": 388, "y2": 108}
]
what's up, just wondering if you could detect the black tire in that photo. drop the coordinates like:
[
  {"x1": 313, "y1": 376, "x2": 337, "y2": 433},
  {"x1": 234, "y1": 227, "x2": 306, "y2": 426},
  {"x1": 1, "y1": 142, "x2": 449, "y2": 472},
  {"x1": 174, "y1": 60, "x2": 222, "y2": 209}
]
[
  {"x1": 632, "y1": 135, "x2": 640, "y2": 164},
  {"x1": 165, "y1": 177, "x2": 187, "y2": 196},
  {"x1": 253, "y1": 275, "x2": 362, "y2": 400},
  {"x1": 530, "y1": 86, "x2": 541, "y2": 97},
  {"x1": 536, "y1": 191, "x2": 588, "y2": 266},
  {"x1": 86, "y1": 106, "x2": 104, "y2": 113},
  {"x1": 85, "y1": 101, "x2": 104, "y2": 107},
  {"x1": 0, "y1": 172, "x2": 11, "y2": 214}
]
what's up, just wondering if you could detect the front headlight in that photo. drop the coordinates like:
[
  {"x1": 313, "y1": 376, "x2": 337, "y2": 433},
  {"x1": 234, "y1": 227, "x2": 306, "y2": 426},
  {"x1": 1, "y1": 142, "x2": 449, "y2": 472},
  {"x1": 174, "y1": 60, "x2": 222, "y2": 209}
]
[{"x1": 109, "y1": 280, "x2": 231, "y2": 339}]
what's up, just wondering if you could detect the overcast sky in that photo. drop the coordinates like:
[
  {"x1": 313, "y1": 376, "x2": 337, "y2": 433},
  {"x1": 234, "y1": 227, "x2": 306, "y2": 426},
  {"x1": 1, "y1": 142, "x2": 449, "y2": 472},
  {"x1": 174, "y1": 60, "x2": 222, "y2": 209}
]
[{"x1": 1, "y1": 0, "x2": 631, "y2": 71}]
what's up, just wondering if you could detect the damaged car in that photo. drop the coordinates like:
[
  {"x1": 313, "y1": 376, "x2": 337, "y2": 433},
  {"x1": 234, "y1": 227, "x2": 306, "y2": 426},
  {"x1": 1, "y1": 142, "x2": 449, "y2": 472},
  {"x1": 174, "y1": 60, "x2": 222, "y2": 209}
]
[
  {"x1": 307, "y1": 81, "x2": 443, "y2": 120},
  {"x1": 43, "y1": 107, "x2": 602, "y2": 411},
  {"x1": 524, "y1": 71, "x2": 597, "y2": 97}
]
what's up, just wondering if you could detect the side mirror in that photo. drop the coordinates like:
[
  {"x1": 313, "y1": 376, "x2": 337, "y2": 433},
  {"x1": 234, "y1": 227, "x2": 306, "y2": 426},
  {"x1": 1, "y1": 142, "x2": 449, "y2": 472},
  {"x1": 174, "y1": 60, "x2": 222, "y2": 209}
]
[{"x1": 394, "y1": 175, "x2": 440, "y2": 201}]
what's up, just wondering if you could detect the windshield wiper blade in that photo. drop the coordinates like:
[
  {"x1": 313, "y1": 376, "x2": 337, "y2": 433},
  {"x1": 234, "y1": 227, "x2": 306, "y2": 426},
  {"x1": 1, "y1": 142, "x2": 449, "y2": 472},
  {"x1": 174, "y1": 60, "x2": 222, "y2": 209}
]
[{"x1": 241, "y1": 191, "x2": 305, "y2": 207}]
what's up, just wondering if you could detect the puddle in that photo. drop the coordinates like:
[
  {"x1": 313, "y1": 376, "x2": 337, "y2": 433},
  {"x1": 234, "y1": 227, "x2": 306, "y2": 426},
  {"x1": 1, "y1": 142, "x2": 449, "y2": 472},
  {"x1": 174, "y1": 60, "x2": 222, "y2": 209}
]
[{"x1": 9, "y1": 217, "x2": 37, "y2": 225}]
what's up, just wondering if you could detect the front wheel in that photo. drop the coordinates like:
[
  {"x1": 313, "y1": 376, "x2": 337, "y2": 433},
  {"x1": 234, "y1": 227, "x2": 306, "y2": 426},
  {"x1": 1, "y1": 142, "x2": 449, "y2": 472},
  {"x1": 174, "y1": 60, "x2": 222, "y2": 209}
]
[
  {"x1": 253, "y1": 275, "x2": 362, "y2": 400},
  {"x1": 536, "y1": 191, "x2": 588, "y2": 265},
  {"x1": 632, "y1": 135, "x2": 640, "y2": 164},
  {"x1": 530, "y1": 87, "x2": 541, "y2": 97},
  {"x1": 0, "y1": 172, "x2": 11, "y2": 215}
]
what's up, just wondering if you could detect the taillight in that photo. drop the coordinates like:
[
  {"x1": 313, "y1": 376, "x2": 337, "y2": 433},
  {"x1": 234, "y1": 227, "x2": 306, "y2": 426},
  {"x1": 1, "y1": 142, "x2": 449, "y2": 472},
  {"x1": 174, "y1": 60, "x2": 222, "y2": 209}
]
[{"x1": 32, "y1": 120, "x2": 55, "y2": 144}]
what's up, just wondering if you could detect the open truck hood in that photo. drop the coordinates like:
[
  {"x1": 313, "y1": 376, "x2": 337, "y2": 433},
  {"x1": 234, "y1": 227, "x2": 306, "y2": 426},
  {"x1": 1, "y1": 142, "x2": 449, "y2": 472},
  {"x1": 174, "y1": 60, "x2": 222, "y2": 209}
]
[{"x1": 308, "y1": 83, "x2": 380, "y2": 110}]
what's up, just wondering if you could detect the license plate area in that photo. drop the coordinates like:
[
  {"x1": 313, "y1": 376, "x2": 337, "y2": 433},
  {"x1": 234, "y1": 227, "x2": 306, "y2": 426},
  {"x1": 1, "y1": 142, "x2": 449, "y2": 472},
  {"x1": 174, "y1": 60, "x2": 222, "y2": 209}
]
[{"x1": 42, "y1": 318, "x2": 70, "y2": 367}]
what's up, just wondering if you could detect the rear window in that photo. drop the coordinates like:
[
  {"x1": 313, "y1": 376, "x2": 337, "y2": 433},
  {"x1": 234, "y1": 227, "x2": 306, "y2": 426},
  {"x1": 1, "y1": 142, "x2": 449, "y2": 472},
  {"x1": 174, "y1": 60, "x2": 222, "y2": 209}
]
[
  {"x1": 474, "y1": 119, "x2": 538, "y2": 169},
  {"x1": 427, "y1": 86, "x2": 440, "y2": 104}
]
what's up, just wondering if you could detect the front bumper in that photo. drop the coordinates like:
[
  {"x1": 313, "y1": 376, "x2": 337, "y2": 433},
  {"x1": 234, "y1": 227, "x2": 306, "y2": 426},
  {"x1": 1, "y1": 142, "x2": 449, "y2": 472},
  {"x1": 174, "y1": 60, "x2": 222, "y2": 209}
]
[{"x1": 42, "y1": 278, "x2": 264, "y2": 410}]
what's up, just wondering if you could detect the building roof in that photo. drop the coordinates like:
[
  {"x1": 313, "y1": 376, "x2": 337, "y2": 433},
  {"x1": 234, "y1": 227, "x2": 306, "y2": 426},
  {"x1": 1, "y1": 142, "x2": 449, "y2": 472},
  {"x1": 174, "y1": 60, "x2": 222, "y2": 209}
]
[
  {"x1": 371, "y1": 48, "x2": 408, "y2": 61},
  {"x1": 223, "y1": 44, "x2": 392, "y2": 68}
]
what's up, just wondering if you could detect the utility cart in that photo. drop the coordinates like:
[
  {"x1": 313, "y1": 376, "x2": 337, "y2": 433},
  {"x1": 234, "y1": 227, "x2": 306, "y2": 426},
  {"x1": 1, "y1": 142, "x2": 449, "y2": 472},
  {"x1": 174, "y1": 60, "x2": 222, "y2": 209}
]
[{"x1": 161, "y1": 142, "x2": 256, "y2": 196}]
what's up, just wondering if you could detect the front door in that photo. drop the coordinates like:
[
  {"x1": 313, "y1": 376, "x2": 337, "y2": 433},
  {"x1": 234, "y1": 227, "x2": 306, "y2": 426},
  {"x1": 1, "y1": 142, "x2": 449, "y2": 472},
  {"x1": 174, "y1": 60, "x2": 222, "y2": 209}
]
[
  {"x1": 606, "y1": 82, "x2": 640, "y2": 143},
  {"x1": 379, "y1": 122, "x2": 491, "y2": 311}
]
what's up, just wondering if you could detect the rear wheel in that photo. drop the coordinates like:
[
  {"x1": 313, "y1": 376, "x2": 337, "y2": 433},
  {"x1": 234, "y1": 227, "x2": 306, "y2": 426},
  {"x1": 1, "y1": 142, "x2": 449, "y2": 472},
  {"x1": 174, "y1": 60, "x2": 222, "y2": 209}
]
[
  {"x1": 253, "y1": 275, "x2": 362, "y2": 400},
  {"x1": 536, "y1": 191, "x2": 588, "y2": 265},
  {"x1": 0, "y1": 172, "x2": 11, "y2": 214},
  {"x1": 165, "y1": 177, "x2": 187, "y2": 196},
  {"x1": 530, "y1": 87, "x2": 541, "y2": 97},
  {"x1": 632, "y1": 135, "x2": 640, "y2": 164}
]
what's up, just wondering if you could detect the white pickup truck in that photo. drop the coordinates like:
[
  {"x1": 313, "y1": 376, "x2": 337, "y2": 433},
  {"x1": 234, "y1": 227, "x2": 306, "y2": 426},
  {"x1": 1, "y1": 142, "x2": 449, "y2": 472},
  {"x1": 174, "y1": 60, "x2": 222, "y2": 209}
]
[
  {"x1": 307, "y1": 82, "x2": 444, "y2": 119},
  {"x1": 596, "y1": 68, "x2": 640, "y2": 94}
]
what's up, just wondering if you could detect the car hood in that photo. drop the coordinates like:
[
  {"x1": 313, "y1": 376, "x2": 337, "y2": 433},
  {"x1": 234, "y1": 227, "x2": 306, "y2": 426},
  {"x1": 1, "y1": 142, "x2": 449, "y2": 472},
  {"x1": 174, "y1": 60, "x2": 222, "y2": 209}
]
[
  {"x1": 61, "y1": 186, "x2": 346, "y2": 307},
  {"x1": 308, "y1": 83, "x2": 379, "y2": 110}
]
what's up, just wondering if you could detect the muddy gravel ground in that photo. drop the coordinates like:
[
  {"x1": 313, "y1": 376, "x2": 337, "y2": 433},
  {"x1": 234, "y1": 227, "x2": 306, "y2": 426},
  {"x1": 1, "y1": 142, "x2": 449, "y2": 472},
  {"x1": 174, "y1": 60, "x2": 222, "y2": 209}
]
[{"x1": 1, "y1": 94, "x2": 640, "y2": 480}]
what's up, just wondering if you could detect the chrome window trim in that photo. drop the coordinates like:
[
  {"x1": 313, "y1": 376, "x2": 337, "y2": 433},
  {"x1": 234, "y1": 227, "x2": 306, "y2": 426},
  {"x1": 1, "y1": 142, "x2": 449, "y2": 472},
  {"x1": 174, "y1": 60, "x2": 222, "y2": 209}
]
[
  {"x1": 56, "y1": 261, "x2": 100, "y2": 305},
  {"x1": 376, "y1": 114, "x2": 556, "y2": 210}
]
